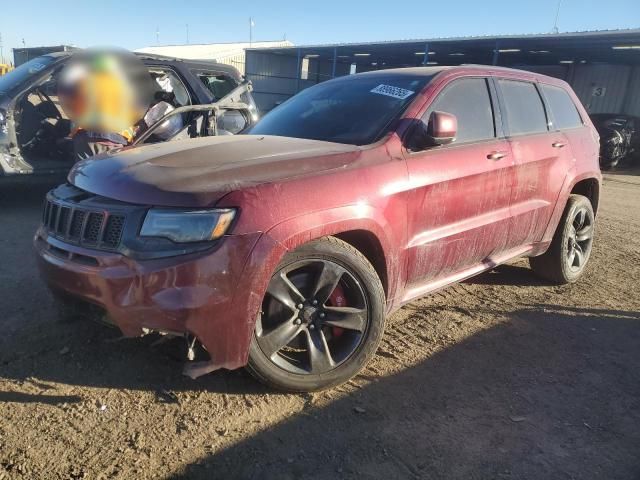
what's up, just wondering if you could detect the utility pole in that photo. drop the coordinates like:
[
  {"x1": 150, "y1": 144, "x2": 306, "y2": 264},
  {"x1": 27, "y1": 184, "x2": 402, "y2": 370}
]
[
  {"x1": 552, "y1": 0, "x2": 562, "y2": 34},
  {"x1": 249, "y1": 17, "x2": 255, "y2": 47},
  {"x1": 156, "y1": 27, "x2": 160, "y2": 45}
]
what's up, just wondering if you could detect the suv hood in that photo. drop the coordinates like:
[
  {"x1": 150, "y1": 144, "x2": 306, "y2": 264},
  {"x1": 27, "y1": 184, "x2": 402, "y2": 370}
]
[{"x1": 69, "y1": 135, "x2": 361, "y2": 207}]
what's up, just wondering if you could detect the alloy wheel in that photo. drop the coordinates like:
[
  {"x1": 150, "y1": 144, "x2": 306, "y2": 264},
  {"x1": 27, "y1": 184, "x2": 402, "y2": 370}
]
[
  {"x1": 255, "y1": 259, "x2": 369, "y2": 375},
  {"x1": 566, "y1": 205, "x2": 594, "y2": 272}
]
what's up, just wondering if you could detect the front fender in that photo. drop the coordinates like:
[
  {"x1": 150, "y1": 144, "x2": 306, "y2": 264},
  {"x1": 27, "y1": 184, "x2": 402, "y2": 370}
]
[
  {"x1": 208, "y1": 204, "x2": 397, "y2": 369},
  {"x1": 266, "y1": 203, "x2": 399, "y2": 301},
  {"x1": 230, "y1": 203, "x2": 401, "y2": 365}
]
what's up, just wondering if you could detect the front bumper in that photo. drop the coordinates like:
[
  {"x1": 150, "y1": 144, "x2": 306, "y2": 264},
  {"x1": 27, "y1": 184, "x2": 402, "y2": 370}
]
[{"x1": 35, "y1": 228, "x2": 266, "y2": 372}]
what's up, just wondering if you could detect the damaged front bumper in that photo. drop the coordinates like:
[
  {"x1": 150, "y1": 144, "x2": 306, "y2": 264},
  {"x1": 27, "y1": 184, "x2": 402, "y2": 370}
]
[{"x1": 34, "y1": 228, "x2": 268, "y2": 376}]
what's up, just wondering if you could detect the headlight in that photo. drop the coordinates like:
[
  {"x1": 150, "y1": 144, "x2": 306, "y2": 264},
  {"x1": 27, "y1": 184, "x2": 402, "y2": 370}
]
[{"x1": 140, "y1": 208, "x2": 236, "y2": 243}]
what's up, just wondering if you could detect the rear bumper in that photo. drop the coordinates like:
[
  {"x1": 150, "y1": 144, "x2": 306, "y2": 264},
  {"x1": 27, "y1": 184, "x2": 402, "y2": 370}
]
[{"x1": 34, "y1": 228, "x2": 266, "y2": 371}]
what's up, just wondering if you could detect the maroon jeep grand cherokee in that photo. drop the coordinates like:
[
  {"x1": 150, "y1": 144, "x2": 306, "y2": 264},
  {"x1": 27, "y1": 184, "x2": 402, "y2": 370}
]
[{"x1": 35, "y1": 66, "x2": 601, "y2": 391}]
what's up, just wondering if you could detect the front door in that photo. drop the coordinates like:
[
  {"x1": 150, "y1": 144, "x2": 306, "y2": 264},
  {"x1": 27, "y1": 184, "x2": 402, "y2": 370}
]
[{"x1": 403, "y1": 77, "x2": 514, "y2": 298}]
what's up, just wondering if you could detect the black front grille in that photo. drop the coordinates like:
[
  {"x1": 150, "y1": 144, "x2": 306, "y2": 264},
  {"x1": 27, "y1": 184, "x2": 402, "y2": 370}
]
[
  {"x1": 42, "y1": 197, "x2": 126, "y2": 251},
  {"x1": 59, "y1": 207, "x2": 71, "y2": 235},
  {"x1": 103, "y1": 215, "x2": 125, "y2": 248},
  {"x1": 48, "y1": 203, "x2": 59, "y2": 230},
  {"x1": 69, "y1": 210, "x2": 86, "y2": 239},
  {"x1": 84, "y1": 212, "x2": 104, "y2": 244}
]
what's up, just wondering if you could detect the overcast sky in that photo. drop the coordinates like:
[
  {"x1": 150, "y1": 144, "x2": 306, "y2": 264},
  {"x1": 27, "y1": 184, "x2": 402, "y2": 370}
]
[{"x1": 1, "y1": 0, "x2": 639, "y2": 63}]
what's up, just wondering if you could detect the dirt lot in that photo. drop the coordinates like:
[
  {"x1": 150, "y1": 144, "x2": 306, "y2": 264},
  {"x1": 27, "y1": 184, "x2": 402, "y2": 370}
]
[{"x1": 1, "y1": 174, "x2": 639, "y2": 480}]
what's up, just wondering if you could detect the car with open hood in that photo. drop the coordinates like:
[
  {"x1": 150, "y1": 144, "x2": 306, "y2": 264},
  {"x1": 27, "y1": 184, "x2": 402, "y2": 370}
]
[
  {"x1": 0, "y1": 50, "x2": 258, "y2": 180},
  {"x1": 35, "y1": 65, "x2": 601, "y2": 391}
]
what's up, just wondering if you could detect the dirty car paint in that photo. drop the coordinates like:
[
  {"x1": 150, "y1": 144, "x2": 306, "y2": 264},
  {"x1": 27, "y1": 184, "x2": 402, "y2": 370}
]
[{"x1": 36, "y1": 66, "x2": 601, "y2": 376}]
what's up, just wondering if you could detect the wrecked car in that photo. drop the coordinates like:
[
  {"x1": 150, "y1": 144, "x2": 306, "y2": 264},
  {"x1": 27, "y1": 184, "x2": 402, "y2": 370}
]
[
  {"x1": 0, "y1": 51, "x2": 258, "y2": 178},
  {"x1": 35, "y1": 65, "x2": 601, "y2": 392},
  {"x1": 590, "y1": 113, "x2": 639, "y2": 169}
]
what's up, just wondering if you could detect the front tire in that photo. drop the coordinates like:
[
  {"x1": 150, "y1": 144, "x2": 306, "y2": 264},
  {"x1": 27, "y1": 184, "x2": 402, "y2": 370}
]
[
  {"x1": 529, "y1": 194, "x2": 595, "y2": 284},
  {"x1": 246, "y1": 237, "x2": 386, "y2": 392}
]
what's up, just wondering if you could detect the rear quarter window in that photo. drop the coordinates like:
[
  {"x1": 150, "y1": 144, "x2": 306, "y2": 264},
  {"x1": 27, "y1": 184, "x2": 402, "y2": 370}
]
[
  {"x1": 498, "y1": 79, "x2": 548, "y2": 136},
  {"x1": 541, "y1": 84, "x2": 583, "y2": 130}
]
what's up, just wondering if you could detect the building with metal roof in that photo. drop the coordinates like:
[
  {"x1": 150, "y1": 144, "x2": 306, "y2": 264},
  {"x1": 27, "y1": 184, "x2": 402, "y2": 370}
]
[
  {"x1": 12, "y1": 45, "x2": 78, "y2": 66},
  {"x1": 245, "y1": 29, "x2": 640, "y2": 114},
  {"x1": 136, "y1": 40, "x2": 293, "y2": 75}
]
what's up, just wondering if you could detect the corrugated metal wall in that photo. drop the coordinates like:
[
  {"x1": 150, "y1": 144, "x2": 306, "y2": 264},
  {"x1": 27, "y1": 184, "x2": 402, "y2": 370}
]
[
  {"x1": 246, "y1": 51, "x2": 300, "y2": 112},
  {"x1": 136, "y1": 41, "x2": 293, "y2": 76},
  {"x1": 246, "y1": 51, "x2": 351, "y2": 112},
  {"x1": 570, "y1": 64, "x2": 632, "y2": 114},
  {"x1": 248, "y1": 49, "x2": 640, "y2": 117},
  {"x1": 621, "y1": 66, "x2": 640, "y2": 117},
  {"x1": 217, "y1": 53, "x2": 247, "y2": 75},
  {"x1": 517, "y1": 64, "x2": 640, "y2": 116},
  {"x1": 516, "y1": 65, "x2": 569, "y2": 80}
]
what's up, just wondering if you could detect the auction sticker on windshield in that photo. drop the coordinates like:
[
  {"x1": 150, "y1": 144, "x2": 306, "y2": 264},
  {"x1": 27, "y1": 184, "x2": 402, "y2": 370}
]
[{"x1": 370, "y1": 84, "x2": 415, "y2": 100}]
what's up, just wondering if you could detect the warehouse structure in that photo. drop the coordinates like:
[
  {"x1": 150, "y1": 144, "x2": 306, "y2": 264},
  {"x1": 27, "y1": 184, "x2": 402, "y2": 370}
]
[
  {"x1": 13, "y1": 45, "x2": 78, "y2": 66},
  {"x1": 245, "y1": 29, "x2": 640, "y2": 114},
  {"x1": 136, "y1": 40, "x2": 292, "y2": 75}
]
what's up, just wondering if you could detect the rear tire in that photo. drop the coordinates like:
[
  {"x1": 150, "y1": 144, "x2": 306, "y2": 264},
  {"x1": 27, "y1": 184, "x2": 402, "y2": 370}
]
[
  {"x1": 529, "y1": 194, "x2": 595, "y2": 284},
  {"x1": 246, "y1": 236, "x2": 386, "y2": 392}
]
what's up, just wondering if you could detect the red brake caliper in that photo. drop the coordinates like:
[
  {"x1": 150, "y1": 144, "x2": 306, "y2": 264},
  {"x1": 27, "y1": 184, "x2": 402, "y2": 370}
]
[{"x1": 328, "y1": 285, "x2": 346, "y2": 338}]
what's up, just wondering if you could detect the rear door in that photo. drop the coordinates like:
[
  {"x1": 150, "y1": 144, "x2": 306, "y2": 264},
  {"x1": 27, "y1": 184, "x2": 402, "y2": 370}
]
[
  {"x1": 496, "y1": 78, "x2": 574, "y2": 250},
  {"x1": 403, "y1": 77, "x2": 514, "y2": 295},
  {"x1": 540, "y1": 82, "x2": 592, "y2": 174}
]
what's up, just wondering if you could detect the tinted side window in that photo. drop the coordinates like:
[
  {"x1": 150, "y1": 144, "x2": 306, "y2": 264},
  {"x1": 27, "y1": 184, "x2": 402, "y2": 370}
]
[
  {"x1": 424, "y1": 78, "x2": 495, "y2": 144},
  {"x1": 498, "y1": 80, "x2": 548, "y2": 136},
  {"x1": 147, "y1": 67, "x2": 191, "y2": 106},
  {"x1": 541, "y1": 84, "x2": 583, "y2": 130},
  {"x1": 196, "y1": 72, "x2": 238, "y2": 99}
]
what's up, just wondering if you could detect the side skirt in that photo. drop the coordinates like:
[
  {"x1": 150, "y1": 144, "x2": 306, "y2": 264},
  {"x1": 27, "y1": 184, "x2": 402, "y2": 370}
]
[{"x1": 400, "y1": 243, "x2": 536, "y2": 305}]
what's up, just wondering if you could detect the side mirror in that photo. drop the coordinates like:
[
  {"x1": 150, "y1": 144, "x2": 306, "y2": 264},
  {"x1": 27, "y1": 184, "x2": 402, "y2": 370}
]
[
  {"x1": 217, "y1": 109, "x2": 249, "y2": 135},
  {"x1": 427, "y1": 111, "x2": 457, "y2": 145},
  {"x1": 407, "y1": 111, "x2": 458, "y2": 151}
]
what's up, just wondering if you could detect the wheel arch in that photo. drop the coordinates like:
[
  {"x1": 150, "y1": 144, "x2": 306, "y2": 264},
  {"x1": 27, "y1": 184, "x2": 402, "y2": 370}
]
[
  {"x1": 539, "y1": 171, "x2": 602, "y2": 247},
  {"x1": 333, "y1": 229, "x2": 389, "y2": 299},
  {"x1": 263, "y1": 205, "x2": 401, "y2": 307},
  {"x1": 570, "y1": 177, "x2": 600, "y2": 216}
]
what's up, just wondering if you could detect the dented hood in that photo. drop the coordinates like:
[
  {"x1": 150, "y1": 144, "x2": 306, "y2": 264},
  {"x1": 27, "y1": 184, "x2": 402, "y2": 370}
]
[{"x1": 68, "y1": 135, "x2": 361, "y2": 206}]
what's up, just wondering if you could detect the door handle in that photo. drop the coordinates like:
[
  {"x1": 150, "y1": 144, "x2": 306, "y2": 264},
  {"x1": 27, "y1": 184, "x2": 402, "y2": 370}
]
[
  {"x1": 552, "y1": 141, "x2": 566, "y2": 148},
  {"x1": 487, "y1": 151, "x2": 508, "y2": 160}
]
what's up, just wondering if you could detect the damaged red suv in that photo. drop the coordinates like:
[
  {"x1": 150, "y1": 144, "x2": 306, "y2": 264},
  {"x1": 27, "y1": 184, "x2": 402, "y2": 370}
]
[{"x1": 35, "y1": 66, "x2": 601, "y2": 391}]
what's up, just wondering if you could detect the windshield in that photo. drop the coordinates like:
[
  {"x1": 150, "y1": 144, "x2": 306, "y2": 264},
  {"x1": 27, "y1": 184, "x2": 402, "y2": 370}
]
[
  {"x1": 249, "y1": 74, "x2": 430, "y2": 145},
  {"x1": 0, "y1": 55, "x2": 58, "y2": 98}
]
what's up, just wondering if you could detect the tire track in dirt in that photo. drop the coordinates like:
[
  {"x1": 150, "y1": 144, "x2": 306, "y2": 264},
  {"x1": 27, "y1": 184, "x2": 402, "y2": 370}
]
[{"x1": 1, "y1": 180, "x2": 639, "y2": 479}]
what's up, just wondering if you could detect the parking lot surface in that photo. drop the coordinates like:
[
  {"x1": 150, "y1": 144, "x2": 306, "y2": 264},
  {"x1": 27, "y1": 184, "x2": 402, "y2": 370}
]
[{"x1": 1, "y1": 175, "x2": 639, "y2": 479}]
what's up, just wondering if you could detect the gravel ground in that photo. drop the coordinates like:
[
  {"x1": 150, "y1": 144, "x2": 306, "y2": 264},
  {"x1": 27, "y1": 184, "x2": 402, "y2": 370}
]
[{"x1": 0, "y1": 174, "x2": 639, "y2": 480}]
